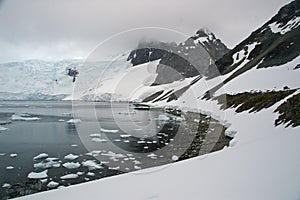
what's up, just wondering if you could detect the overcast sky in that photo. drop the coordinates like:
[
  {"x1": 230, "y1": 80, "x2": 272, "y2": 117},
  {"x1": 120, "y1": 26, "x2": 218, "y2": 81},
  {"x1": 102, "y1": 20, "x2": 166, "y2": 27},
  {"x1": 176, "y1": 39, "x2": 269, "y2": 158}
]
[{"x1": 0, "y1": 0, "x2": 293, "y2": 62}]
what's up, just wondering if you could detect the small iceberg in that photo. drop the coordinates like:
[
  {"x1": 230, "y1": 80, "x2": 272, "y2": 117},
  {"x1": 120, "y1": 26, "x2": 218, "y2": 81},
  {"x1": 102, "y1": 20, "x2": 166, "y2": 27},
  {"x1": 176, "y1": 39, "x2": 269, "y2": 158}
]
[
  {"x1": 47, "y1": 181, "x2": 59, "y2": 188},
  {"x1": 120, "y1": 134, "x2": 131, "y2": 138},
  {"x1": 64, "y1": 154, "x2": 79, "y2": 160},
  {"x1": 100, "y1": 128, "x2": 119, "y2": 133},
  {"x1": 33, "y1": 153, "x2": 48, "y2": 160},
  {"x1": 60, "y1": 174, "x2": 79, "y2": 180},
  {"x1": 2, "y1": 183, "x2": 11, "y2": 188},
  {"x1": 34, "y1": 160, "x2": 60, "y2": 169},
  {"x1": 0, "y1": 126, "x2": 8, "y2": 131},
  {"x1": 11, "y1": 113, "x2": 40, "y2": 121},
  {"x1": 6, "y1": 166, "x2": 14, "y2": 170},
  {"x1": 28, "y1": 170, "x2": 48, "y2": 179},
  {"x1": 86, "y1": 172, "x2": 95, "y2": 177},
  {"x1": 82, "y1": 160, "x2": 103, "y2": 170},
  {"x1": 66, "y1": 119, "x2": 81, "y2": 124},
  {"x1": 91, "y1": 138, "x2": 107, "y2": 143},
  {"x1": 10, "y1": 153, "x2": 17, "y2": 158},
  {"x1": 63, "y1": 162, "x2": 81, "y2": 169},
  {"x1": 89, "y1": 133, "x2": 101, "y2": 137}
]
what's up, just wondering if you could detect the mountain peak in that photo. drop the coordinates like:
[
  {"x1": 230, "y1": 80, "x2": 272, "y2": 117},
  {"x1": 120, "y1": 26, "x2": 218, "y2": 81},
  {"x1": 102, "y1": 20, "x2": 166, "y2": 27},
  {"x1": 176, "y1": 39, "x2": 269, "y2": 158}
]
[{"x1": 195, "y1": 28, "x2": 214, "y2": 37}]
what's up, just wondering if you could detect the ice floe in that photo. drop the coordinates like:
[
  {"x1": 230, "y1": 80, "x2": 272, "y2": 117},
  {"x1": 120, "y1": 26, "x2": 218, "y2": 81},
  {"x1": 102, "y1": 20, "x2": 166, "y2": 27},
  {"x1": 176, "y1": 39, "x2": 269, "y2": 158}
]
[
  {"x1": 33, "y1": 153, "x2": 48, "y2": 160},
  {"x1": 91, "y1": 138, "x2": 108, "y2": 143},
  {"x1": 60, "y1": 174, "x2": 79, "y2": 180},
  {"x1": 100, "y1": 128, "x2": 119, "y2": 133},
  {"x1": 89, "y1": 133, "x2": 101, "y2": 137},
  {"x1": 28, "y1": 170, "x2": 48, "y2": 179},
  {"x1": 2, "y1": 183, "x2": 11, "y2": 188},
  {"x1": 11, "y1": 113, "x2": 40, "y2": 121},
  {"x1": 64, "y1": 154, "x2": 79, "y2": 160},
  {"x1": 120, "y1": 134, "x2": 131, "y2": 138},
  {"x1": 62, "y1": 162, "x2": 81, "y2": 169},
  {"x1": 86, "y1": 172, "x2": 95, "y2": 177},
  {"x1": 6, "y1": 166, "x2": 14, "y2": 170},
  {"x1": 10, "y1": 153, "x2": 17, "y2": 158},
  {"x1": 0, "y1": 126, "x2": 8, "y2": 131},
  {"x1": 66, "y1": 119, "x2": 81, "y2": 124},
  {"x1": 82, "y1": 160, "x2": 103, "y2": 170},
  {"x1": 47, "y1": 181, "x2": 59, "y2": 188}
]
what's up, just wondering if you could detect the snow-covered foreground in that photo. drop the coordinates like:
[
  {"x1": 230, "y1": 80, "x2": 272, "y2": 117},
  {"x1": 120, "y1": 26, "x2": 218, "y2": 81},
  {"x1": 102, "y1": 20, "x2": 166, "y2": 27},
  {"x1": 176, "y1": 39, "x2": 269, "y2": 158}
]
[{"x1": 18, "y1": 116, "x2": 300, "y2": 200}]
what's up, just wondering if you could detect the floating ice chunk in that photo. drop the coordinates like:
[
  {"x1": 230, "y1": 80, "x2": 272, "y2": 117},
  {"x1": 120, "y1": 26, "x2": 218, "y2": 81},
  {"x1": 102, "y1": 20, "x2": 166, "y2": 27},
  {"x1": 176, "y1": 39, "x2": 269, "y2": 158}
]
[
  {"x1": 0, "y1": 153, "x2": 6, "y2": 156},
  {"x1": 10, "y1": 153, "x2": 17, "y2": 158},
  {"x1": 113, "y1": 139, "x2": 121, "y2": 142},
  {"x1": 86, "y1": 172, "x2": 95, "y2": 176},
  {"x1": 147, "y1": 153, "x2": 157, "y2": 158},
  {"x1": 47, "y1": 181, "x2": 59, "y2": 188},
  {"x1": 6, "y1": 166, "x2": 14, "y2": 170},
  {"x1": 11, "y1": 114, "x2": 40, "y2": 121},
  {"x1": 71, "y1": 144, "x2": 78, "y2": 147},
  {"x1": 101, "y1": 151, "x2": 126, "y2": 159},
  {"x1": 66, "y1": 119, "x2": 81, "y2": 124},
  {"x1": 137, "y1": 140, "x2": 145, "y2": 144},
  {"x1": 77, "y1": 171, "x2": 85, "y2": 176},
  {"x1": 63, "y1": 162, "x2": 80, "y2": 169},
  {"x1": 34, "y1": 160, "x2": 60, "y2": 169},
  {"x1": 120, "y1": 134, "x2": 131, "y2": 138},
  {"x1": 100, "y1": 128, "x2": 119, "y2": 133},
  {"x1": 60, "y1": 174, "x2": 79, "y2": 180},
  {"x1": 33, "y1": 153, "x2": 48, "y2": 160},
  {"x1": 64, "y1": 154, "x2": 79, "y2": 160},
  {"x1": 0, "y1": 121, "x2": 12, "y2": 125},
  {"x1": 58, "y1": 119, "x2": 65, "y2": 122},
  {"x1": 91, "y1": 138, "x2": 108, "y2": 143},
  {"x1": 133, "y1": 160, "x2": 141, "y2": 165},
  {"x1": 172, "y1": 155, "x2": 179, "y2": 161},
  {"x1": 123, "y1": 140, "x2": 130, "y2": 143},
  {"x1": 0, "y1": 126, "x2": 8, "y2": 131},
  {"x1": 82, "y1": 160, "x2": 103, "y2": 170},
  {"x1": 28, "y1": 170, "x2": 48, "y2": 179},
  {"x1": 89, "y1": 133, "x2": 101, "y2": 137},
  {"x1": 2, "y1": 183, "x2": 10, "y2": 188},
  {"x1": 109, "y1": 166, "x2": 120, "y2": 170}
]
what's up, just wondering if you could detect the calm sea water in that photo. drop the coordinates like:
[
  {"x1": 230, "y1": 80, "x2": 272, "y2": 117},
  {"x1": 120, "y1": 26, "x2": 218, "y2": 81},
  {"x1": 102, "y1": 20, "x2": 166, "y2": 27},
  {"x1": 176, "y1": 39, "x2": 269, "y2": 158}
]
[{"x1": 0, "y1": 101, "x2": 204, "y2": 199}]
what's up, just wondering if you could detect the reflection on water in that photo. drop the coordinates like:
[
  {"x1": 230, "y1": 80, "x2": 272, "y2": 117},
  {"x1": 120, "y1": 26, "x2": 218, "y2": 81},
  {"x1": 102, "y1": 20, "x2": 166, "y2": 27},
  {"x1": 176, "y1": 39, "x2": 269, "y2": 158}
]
[{"x1": 0, "y1": 101, "x2": 230, "y2": 199}]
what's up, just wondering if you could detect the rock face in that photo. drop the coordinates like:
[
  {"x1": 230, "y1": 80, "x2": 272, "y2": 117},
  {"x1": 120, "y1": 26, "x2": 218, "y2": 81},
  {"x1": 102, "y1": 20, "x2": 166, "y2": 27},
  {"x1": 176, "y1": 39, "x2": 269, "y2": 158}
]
[
  {"x1": 211, "y1": 0, "x2": 300, "y2": 78},
  {"x1": 127, "y1": 29, "x2": 229, "y2": 85}
]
